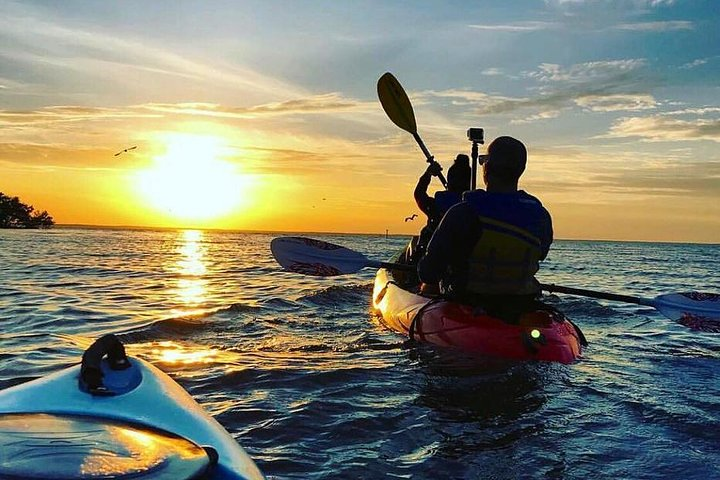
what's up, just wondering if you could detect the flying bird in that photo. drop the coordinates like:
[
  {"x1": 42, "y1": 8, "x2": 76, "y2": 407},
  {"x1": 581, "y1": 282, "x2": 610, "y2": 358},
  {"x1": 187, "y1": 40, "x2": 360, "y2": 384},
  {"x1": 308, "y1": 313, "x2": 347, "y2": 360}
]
[
  {"x1": 114, "y1": 146, "x2": 137, "y2": 156},
  {"x1": 404, "y1": 214, "x2": 418, "y2": 222}
]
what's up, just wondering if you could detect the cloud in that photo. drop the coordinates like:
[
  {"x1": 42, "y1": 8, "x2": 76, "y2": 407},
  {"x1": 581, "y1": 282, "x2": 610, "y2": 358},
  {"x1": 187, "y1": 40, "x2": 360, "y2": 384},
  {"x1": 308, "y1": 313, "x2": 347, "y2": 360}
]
[
  {"x1": 0, "y1": 106, "x2": 158, "y2": 126},
  {"x1": 527, "y1": 146, "x2": 720, "y2": 201},
  {"x1": 661, "y1": 107, "x2": 720, "y2": 116},
  {"x1": 142, "y1": 94, "x2": 375, "y2": 119},
  {"x1": 481, "y1": 68, "x2": 505, "y2": 76},
  {"x1": 416, "y1": 58, "x2": 654, "y2": 123},
  {"x1": 605, "y1": 116, "x2": 720, "y2": 142},
  {"x1": 511, "y1": 110, "x2": 562, "y2": 124},
  {"x1": 0, "y1": 142, "x2": 132, "y2": 169},
  {"x1": 418, "y1": 89, "x2": 514, "y2": 107},
  {"x1": 575, "y1": 94, "x2": 657, "y2": 112},
  {"x1": 0, "y1": 2, "x2": 303, "y2": 102},
  {"x1": 526, "y1": 60, "x2": 647, "y2": 84},
  {"x1": 612, "y1": 20, "x2": 693, "y2": 31},
  {"x1": 679, "y1": 58, "x2": 709, "y2": 69},
  {"x1": 544, "y1": 0, "x2": 676, "y2": 9},
  {"x1": 468, "y1": 21, "x2": 558, "y2": 32}
]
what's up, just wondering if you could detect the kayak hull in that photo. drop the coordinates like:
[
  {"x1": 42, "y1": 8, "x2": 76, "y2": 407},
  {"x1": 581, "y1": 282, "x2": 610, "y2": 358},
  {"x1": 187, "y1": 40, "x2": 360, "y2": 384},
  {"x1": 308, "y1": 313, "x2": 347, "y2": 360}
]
[
  {"x1": 372, "y1": 268, "x2": 582, "y2": 364},
  {"x1": 0, "y1": 358, "x2": 264, "y2": 480}
]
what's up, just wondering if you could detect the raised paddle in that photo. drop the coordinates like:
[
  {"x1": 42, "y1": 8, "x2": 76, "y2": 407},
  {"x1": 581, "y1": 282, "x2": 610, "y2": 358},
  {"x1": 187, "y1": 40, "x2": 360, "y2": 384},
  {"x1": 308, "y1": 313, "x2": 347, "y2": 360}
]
[
  {"x1": 270, "y1": 236, "x2": 720, "y2": 331},
  {"x1": 377, "y1": 72, "x2": 448, "y2": 189}
]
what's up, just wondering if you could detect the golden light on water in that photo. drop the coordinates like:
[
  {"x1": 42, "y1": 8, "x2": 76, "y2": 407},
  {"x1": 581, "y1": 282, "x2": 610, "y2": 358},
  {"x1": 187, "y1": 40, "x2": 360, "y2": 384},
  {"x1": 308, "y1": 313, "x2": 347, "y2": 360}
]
[
  {"x1": 172, "y1": 230, "x2": 208, "y2": 317},
  {"x1": 178, "y1": 230, "x2": 207, "y2": 276},
  {"x1": 155, "y1": 342, "x2": 218, "y2": 364},
  {"x1": 141, "y1": 340, "x2": 241, "y2": 366},
  {"x1": 134, "y1": 133, "x2": 253, "y2": 221}
]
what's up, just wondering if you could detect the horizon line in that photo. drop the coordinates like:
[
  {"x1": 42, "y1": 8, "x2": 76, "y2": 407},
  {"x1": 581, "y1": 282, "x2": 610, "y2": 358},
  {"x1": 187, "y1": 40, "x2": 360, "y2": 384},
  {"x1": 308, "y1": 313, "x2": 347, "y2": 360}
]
[{"x1": 46, "y1": 223, "x2": 720, "y2": 246}]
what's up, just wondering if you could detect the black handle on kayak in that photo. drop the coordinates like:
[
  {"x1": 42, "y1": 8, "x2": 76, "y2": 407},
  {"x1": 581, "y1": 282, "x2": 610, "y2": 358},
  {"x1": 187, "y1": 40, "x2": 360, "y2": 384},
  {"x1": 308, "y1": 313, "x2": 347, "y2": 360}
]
[{"x1": 80, "y1": 334, "x2": 130, "y2": 396}]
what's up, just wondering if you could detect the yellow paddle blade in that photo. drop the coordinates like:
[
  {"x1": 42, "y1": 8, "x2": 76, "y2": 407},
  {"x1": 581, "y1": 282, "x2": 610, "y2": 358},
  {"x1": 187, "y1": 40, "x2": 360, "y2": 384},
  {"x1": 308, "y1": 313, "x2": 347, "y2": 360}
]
[{"x1": 377, "y1": 72, "x2": 417, "y2": 134}]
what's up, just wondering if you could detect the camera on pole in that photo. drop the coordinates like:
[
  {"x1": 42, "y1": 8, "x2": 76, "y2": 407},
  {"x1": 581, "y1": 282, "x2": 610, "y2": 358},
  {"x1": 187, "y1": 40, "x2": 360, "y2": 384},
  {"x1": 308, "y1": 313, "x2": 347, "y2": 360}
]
[{"x1": 467, "y1": 128, "x2": 484, "y2": 190}]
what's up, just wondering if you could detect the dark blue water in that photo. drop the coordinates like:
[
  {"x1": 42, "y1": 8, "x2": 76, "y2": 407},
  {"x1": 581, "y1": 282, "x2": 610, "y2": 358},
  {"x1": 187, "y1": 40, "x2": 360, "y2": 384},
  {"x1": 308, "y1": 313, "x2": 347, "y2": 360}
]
[{"x1": 1, "y1": 227, "x2": 719, "y2": 479}]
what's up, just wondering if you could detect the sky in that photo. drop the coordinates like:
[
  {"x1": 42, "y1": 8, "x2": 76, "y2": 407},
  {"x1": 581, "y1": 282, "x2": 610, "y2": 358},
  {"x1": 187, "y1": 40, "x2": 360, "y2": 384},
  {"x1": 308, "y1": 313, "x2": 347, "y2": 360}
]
[{"x1": 1, "y1": 0, "x2": 719, "y2": 243}]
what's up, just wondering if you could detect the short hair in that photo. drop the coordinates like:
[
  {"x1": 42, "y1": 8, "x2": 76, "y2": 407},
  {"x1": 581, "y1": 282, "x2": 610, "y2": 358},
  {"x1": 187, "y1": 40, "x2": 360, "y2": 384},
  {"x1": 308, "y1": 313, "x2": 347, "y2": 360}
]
[{"x1": 485, "y1": 136, "x2": 526, "y2": 182}]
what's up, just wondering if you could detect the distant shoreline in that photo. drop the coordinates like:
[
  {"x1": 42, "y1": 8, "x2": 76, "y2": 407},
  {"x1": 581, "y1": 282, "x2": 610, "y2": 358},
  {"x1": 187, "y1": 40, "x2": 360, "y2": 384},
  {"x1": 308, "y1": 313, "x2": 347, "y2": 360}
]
[{"x1": 50, "y1": 224, "x2": 720, "y2": 246}]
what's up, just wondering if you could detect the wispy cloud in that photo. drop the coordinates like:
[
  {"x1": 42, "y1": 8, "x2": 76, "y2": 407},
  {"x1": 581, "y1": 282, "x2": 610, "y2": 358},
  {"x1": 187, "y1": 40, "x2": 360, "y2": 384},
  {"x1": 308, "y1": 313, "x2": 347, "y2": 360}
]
[
  {"x1": 661, "y1": 107, "x2": 720, "y2": 116},
  {"x1": 0, "y1": 2, "x2": 303, "y2": 102},
  {"x1": 481, "y1": 68, "x2": 505, "y2": 76},
  {"x1": 142, "y1": 94, "x2": 375, "y2": 119},
  {"x1": 605, "y1": 116, "x2": 720, "y2": 142},
  {"x1": 415, "y1": 59, "x2": 654, "y2": 124},
  {"x1": 468, "y1": 21, "x2": 558, "y2": 32},
  {"x1": 612, "y1": 20, "x2": 693, "y2": 31},
  {"x1": 575, "y1": 94, "x2": 657, "y2": 112},
  {"x1": 510, "y1": 110, "x2": 562, "y2": 124},
  {"x1": 544, "y1": 0, "x2": 676, "y2": 9},
  {"x1": 679, "y1": 58, "x2": 710, "y2": 69},
  {"x1": 0, "y1": 142, "x2": 131, "y2": 169},
  {"x1": 526, "y1": 60, "x2": 647, "y2": 84},
  {"x1": 0, "y1": 106, "x2": 158, "y2": 126}
]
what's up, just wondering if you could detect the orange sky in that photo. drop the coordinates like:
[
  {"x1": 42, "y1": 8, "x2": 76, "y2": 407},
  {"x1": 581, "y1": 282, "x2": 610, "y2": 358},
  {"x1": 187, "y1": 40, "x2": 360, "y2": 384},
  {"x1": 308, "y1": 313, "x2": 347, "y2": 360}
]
[{"x1": 2, "y1": 2, "x2": 719, "y2": 243}]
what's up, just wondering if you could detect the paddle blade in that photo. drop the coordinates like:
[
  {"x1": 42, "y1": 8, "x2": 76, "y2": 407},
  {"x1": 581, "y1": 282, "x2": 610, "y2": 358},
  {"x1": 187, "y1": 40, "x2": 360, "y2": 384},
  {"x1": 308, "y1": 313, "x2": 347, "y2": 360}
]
[
  {"x1": 377, "y1": 72, "x2": 417, "y2": 134},
  {"x1": 270, "y1": 237, "x2": 373, "y2": 276},
  {"x1": 653, "y1": 292, "x2": 720, "y2": 332}
]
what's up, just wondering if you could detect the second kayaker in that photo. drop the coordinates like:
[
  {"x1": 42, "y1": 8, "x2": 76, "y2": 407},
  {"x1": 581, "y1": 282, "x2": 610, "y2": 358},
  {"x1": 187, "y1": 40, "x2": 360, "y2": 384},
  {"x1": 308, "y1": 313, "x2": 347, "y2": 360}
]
[
  {"x1": 404, "y1": 154, "x2": 472, "y2": 264},
  {"x1": 417, "y1": 136, "x2": 553, "y2": 321}
]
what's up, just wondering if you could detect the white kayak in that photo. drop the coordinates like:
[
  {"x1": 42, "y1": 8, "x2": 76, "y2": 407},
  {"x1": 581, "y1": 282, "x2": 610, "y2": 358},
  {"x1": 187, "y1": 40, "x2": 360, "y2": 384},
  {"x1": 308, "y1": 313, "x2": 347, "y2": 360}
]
[{"x1": 0, "y1": 336, "x2": 264, "y2": 480}]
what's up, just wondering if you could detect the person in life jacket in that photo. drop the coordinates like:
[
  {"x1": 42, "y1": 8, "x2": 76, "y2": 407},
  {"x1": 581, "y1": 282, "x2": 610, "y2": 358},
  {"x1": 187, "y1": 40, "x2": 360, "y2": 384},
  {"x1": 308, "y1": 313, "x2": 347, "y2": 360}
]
[
  {"x1": 417, "y1": 136, "x2": 553, "y2": 320},
  {"x1": 407, "y1": 154, "x2": 471, "y2": 263}
]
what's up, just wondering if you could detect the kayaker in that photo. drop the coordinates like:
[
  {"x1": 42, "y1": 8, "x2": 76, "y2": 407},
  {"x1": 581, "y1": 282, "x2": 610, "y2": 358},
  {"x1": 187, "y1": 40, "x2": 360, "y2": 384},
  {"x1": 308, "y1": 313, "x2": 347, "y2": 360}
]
[
  {"x1": 417, "y1": 136, "x2": 553, "y2": 321},
  {"x1": 405, "y1": 154, "x2": 471, "y2": 264}
]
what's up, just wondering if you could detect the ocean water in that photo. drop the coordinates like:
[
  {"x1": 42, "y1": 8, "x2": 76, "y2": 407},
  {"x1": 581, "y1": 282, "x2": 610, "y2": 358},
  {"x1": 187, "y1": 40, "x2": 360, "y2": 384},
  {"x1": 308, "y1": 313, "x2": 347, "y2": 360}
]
[{"x1": 1, "y1": 227, "x2": 719, "y2": 480}]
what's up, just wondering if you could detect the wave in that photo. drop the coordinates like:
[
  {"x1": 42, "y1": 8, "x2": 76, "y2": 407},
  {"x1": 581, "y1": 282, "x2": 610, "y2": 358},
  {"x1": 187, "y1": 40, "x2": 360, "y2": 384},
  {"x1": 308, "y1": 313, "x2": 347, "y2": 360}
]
[{"x1": 299, "y1": 283, "x2": 372, "y2": 306}]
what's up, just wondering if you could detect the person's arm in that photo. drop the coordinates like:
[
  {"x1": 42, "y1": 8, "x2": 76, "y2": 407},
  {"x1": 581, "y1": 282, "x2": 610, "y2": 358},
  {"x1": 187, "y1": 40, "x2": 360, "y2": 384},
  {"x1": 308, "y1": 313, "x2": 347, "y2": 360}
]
[
  {"x1": 417, "y1": 203, "x2": 468, "y2": 284},
  {"x1": 414, "y1": 161, "x2": 442, "y2": 216},
  {"x1": 539, "y1": 208, "x2": 553, "y2": 260}
]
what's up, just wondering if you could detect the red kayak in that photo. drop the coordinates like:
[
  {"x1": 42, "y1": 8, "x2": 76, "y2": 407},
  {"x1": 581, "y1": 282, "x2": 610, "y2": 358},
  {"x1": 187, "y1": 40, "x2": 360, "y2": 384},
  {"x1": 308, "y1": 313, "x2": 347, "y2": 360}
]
[{"x1": 372, "y1": 267, "x2": 584, "y2": 364}]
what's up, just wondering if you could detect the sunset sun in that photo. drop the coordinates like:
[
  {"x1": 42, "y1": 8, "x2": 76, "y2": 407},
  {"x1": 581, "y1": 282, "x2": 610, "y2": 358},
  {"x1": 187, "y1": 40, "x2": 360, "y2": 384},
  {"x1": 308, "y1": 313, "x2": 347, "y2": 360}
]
[{"x1": 134, "y1": 133, "x2": 251, "y2": 221}]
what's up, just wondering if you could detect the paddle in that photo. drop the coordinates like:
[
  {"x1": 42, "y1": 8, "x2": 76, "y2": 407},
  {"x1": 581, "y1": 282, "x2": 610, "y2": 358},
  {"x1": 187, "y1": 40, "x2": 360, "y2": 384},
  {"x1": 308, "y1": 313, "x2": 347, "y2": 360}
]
[
  {"x1": 377, "y1": 72, "x2": 448, "y2": 189},
  {"x1": 270, "y1": 236, "x2": 414, "y2": 276},
  {"x1": 270, "y1": 236, "x2": 720, "y2": 331}
]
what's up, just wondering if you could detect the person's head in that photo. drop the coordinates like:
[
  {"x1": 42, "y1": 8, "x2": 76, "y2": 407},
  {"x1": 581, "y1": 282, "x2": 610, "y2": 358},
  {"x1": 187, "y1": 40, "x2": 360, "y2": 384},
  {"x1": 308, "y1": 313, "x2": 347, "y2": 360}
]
[
  {"x1": 447, "y1": 153, "x2": 471, "y2": 193},
  {"x1": 483, "y1": 136, "x2": 526, "y2": 190}
]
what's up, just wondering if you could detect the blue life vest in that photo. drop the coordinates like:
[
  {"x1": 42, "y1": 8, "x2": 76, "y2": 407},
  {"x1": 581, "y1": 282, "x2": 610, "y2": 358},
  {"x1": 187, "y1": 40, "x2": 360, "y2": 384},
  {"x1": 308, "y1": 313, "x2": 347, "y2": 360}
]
[{"x1": 462, "y1": 190, "x2": 552, "y2": 295}]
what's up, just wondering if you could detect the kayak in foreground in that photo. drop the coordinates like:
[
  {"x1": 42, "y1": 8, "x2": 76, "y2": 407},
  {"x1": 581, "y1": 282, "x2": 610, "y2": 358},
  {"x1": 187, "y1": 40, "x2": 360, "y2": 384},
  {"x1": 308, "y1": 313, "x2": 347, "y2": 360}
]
[
  {"x1": 372, "y1": 267, "x2": 585, "y2": 364},
  {"x1": 0, "y1": 335, "x2": 264, "y2": 480}
]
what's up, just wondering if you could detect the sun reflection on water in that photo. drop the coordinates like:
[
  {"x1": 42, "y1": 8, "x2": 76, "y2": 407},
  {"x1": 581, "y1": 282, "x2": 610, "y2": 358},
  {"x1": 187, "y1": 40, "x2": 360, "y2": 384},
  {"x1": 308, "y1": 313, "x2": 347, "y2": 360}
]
[
  {"x1": 172, "y1": 230, "x2": 209, "y2": 317},
  {"x1": 130, "y1": 340, "x2": 241, "y2": 366}
]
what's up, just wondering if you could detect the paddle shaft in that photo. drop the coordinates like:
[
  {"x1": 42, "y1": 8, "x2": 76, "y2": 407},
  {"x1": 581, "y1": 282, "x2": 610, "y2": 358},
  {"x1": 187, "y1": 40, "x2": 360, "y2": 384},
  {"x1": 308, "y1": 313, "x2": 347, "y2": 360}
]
[
  {"x1": 413, "y1": 133, "x2": 448, "y2": 188},
  {"x1": 539, "y1": 284, "x2": 655, "y2": 307}
]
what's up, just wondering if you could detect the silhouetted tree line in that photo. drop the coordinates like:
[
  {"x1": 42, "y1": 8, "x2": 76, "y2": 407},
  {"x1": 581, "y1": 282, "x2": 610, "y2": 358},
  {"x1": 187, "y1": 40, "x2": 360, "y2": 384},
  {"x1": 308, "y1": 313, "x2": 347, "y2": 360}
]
[{"x1": 0, "y1": 192, "x2": 55, "y2": 228}]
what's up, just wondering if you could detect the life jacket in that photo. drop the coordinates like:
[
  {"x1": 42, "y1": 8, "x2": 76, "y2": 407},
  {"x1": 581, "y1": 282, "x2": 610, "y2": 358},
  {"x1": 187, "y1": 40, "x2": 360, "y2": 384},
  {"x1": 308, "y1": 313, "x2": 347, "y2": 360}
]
[
  {"x1": 418, "y1": 190, "x2": 464, "y2": 252},
  {"x1": 462, "y1": 190, "x2": 551, "y2": 296},
  {"x1": 433, "y1": 190, "x2": 462, "y2": 220},
  {"x1": 417, "y1": 190, "x2": 462, "y2": 248}
]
